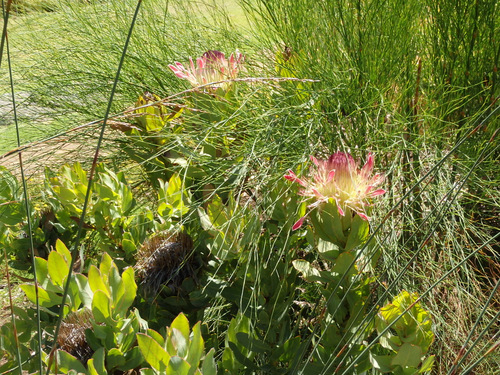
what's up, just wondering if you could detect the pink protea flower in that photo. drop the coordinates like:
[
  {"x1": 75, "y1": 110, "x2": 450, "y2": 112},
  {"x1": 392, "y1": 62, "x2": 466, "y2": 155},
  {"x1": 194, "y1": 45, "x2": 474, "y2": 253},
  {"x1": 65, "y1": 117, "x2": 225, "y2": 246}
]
[
  {"x1": 284, "y1": 152, "x2": 385, "y2": 230},
  {"x1": 168, "y1": 50, "x2": 244, "y2": 91}
]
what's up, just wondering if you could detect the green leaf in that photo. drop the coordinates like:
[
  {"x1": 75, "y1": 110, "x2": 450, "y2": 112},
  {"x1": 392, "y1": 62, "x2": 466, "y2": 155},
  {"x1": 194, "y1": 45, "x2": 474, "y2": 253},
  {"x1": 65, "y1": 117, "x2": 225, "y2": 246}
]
[
  {"x1": 369, "y1": 353, "x2": 394, "y2": 373},
  {"x1": 55, "y1": 239, "x2": 72, "y2": 264},
  {"x1": 419, "y1": 355, "x2": 435, "y2": 373},
  {"x1": 292, "y1": 259, "x2": 330, "y2": 283},
  {"x1": 115, "y1": 267, "x2": 137, "y2": 315},
  {"x1": 34, "y1": 257, "x2": 49, "y2": 288},
  {"x1": 118, "y1": 347, "x2": 144, "y2": 372},
  {"x1": 391, "y1": 343, "x2": 423, "y2": 368},
  {"x1": 331, "y1": 251, "x2": 356, "y2": 276},
  {"x1": 310, "y1": 201, "x2": 346, "y2": 245},
  {"x1": 20, "y1": 284, "x2": 62, "y2": 307},
  {"x1": 170, "y1": 328, "x2": 188, "y2": 358},
  {"x1": 99, "y1": 252, "x2": 113, "y2": 282},
  {"x1": 167, "y1": 356, "x2": 191, "y2": 375},
  {"x1": 201, "y1": 348, "x2": 217, "y2": 375},
  {"x1": 186, "y1": 322, "x2": 203, "y2": 369},
  {"x1": 87, "y1": 348, "x2": 107, "y2": 375},
  {"x1": 146, "y1": 328, "x2": 165, "y2": 347},
  {"x1": 88, "y1": 265, "x2": 109, "y2": 297},
  {"x1": 345, "y1": 215, "x2": 370, "y2": 251},
  {"x1": 75, "y1": 273, "x2": 93, "y2": 309},
  {"x1": 48, "y1": 251, "x2": 70, "y2": 288},
  {"x1": 53, "y1": 349, "x2": 87, "y2": 373},
  {"x1": 317, "y1": 238, "x2": 340, "y2": 262},
  {"x1": 137, "y1": 333, "x2": 170, "y2": 372},
  {"x1": 106, "y1": 348, "x2": 126, "y2": 369},
  {"x1": 236, "y1": 332, "x2": 271, "y2": 354},
  {"x1": 108, "y1": 265, "x2": 124, "y2": 306},
  {"x1": 279, "y1": 337, "x2": 301, "y2": 362},
  {"x1": 92, "y1": 290, "x2": 112, "y2": 324},
  {"x1": 170, "y1": 313, "x2": 190, "y2": 342}
]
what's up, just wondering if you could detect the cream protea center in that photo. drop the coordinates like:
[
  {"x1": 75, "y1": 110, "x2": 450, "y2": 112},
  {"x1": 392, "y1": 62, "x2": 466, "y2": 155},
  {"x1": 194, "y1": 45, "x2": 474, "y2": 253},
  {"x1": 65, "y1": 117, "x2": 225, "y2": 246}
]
[{"x1": 284, "y1": 152, "x2": 385, "y2": 230}]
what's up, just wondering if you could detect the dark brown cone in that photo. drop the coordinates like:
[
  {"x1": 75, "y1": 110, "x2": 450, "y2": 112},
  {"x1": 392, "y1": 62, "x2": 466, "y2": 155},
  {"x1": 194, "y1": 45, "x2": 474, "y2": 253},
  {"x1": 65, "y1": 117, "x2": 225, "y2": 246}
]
[
  {"x1": 57, "y1": 309, "x2": 94, "y2": 364},
  {"x1": 135, "y1": 232, "x2": 195, "y2": 297}
]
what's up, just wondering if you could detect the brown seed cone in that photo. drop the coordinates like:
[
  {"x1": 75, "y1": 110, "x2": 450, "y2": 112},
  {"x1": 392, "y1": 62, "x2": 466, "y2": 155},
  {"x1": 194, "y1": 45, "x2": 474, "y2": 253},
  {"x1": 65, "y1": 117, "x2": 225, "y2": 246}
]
[
  {"x1": 135, "y1": 232, "x2": 195, "y2": 297},
  {"x1": 57, "y1": 309, "x2": 94, "y2": 364}
]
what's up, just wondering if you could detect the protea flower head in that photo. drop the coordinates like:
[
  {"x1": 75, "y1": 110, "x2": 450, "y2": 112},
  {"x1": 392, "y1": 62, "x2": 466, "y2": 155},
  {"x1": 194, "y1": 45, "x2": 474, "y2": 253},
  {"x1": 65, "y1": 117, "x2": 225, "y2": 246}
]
[
  {"x1": 168, "y1": 50, "x2": 244, "y2": 91},
  {"x1": 284, "y1": 152, "x2": 385, "y2": 230}
]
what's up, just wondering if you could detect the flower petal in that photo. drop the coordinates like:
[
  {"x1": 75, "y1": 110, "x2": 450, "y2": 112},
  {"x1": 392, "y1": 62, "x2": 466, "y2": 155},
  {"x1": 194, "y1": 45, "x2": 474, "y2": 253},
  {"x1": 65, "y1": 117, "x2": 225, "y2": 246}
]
[
  {"x1": 360, "y1": 153, "x2": 374, "y2": 179},
  {"x1": 310, "y1": 155, "x2": 319, "y2": 166},
  {"x1": 292, "y1": 216, "x2": 306, "y2": 230},
  {"x1": 336, "y1": 200, "x2": 345, "y2": 216},
  {"x1": 284, "y1": 170, "x2": 307, "y2": 187},
  {"x1": 327, "y1": 170, "x2": 335, "y2": 183},
  {"x1": 370, "y1": 189, "x2": 386, "y2": 197},
  {"x1": 357, "y1": 212, "x2": 370, "y2": 220}
]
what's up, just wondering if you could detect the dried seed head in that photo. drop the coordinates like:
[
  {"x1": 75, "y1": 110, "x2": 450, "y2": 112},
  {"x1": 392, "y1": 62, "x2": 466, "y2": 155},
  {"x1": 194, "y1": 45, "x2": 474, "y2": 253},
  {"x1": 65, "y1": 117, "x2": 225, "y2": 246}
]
[
  {"x1": 135, "y1": 232, "x2": 195, "y2": 297},
  {"x1": 57, "y1": 309, "x2": 94, "y2": 364}
]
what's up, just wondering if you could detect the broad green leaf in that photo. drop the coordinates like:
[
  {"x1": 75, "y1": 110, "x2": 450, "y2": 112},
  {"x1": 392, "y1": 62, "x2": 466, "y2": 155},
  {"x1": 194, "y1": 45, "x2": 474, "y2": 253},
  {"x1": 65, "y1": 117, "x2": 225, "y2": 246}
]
[
  {"x1": 118, "y1": 347, "x2": 144, "y2": 372},
  {"x1": 20, "y1": 284, "x2": 62, "y2": 308},
  {"x1": 99, "y1": 252, "x2": 113, "y2": 283},
  {"x1": 369, "y1": 353, "x2": 394, "y2": 373},
  {"x1": 167, "y1": 357, "x2": 191, "y2": 375},
  {"x1": 236, "y1": 332, "x2": 270, "y2": 354},
  {"x1": 317, "y1": 238, "x2": 340, "y2": 262},
  {"x1": 107, "y1": 348, "x2": 126, "y2": 369},
  {"x1": 122, "y1": 237, "x2": 136, "y2": 256},
  {"x1": 419, "y1": 355, "x2": 435, "y2": 373},
  {"x1": 170, "y1": 328, "x2": 188, "y2": 358},
  {"x1": 48, "y1": 251, "x2": 70, "y2": 288},
  {"x1": 391, "y1": 343, "x2": 423, "y2": 368},
  {"x1": 88, "y1": 265, "x2": 109, "y2": 297},
  {"x1": 53, "y1": 349, "x2": 87, "y2": 374},
  {"x1": 34, "y1": 257, "x2": 49, "y2": 288},
  {"x1": 171, "y1": 313, "x2": 190, "y2": 342},
  {"x1": 92, "y1": 290, "x2": 112, "y2": 324},
  {"x1": 186, "y1": 322, "x2": 203, "y2": 369},
  {"x1": 345, "y1": 214, "x2": 370, "y2": 251},
  {"x1": 146, "y1": 328, "x2": 165, "y2": 347},
  {"x1": 137, "y1": 333, "x2": 170, "y2": 372},
  {"x1": 87, "y1": 348, "x2": 107, "y2": 375},
  {"x1": 108, "y1": 266, "x2": 124, "y2": 306},
  {"x1": 279, "y1": 337, "x2": 301, "y2": 362},
  {"x1": 115, "y1": 267, "x2": 137, "y2": 315},
  {"x1": 75, "y1": 273, "x2": 93, "y2": 309},
  {"x1": 292, "y1": 259, "x2": 329, "y2": 283},
  {"x1": 311, "y1": 201, "x2": 346, "y2": 245},
  {"x1": 55, "y1": 239, "x2": 72, "y2": 264},
  {"x1": 201, "y1": 348, "x2": 217, "y2": 375},
  {"x1": 331, "y1": 251, "x2": 356, "y2": 276}
]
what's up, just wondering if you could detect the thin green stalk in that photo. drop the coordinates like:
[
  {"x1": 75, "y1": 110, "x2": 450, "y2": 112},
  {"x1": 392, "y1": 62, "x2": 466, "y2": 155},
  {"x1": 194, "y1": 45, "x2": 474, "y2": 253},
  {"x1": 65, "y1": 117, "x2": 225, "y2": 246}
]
[
  {"x1": 460, "y1": 336, "x2": 500, "y2": 375},
  {"x1": 448, "y1": 277, "x2": 500, "y2": 375},
  {"x1": 0, "y1": 0, "x2": 12, "y2": 69},
  {"x1": 331, "y1": 121, "x2": 498, "y2": 373},
  {"x1": 4, "y1": 1, "x2": 42, "y2": 372},
  {"x1": 3, "y1": 248, "x2": 23, "y2": 375},
  {"x1": 45, "y1": 1, "x2": 143, "y2": 373},
  {"x1": 303, "y1": 106, "x2": 499, "y2": 373},
  {"x1": 339, "y1": 231, "x2": 500, "y2": 375}
]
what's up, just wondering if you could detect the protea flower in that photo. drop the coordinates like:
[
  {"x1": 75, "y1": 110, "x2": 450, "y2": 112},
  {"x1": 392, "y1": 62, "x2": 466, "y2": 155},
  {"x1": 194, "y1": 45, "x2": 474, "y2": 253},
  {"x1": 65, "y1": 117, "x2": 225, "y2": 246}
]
[
  {"x1": 168, "y1": 50, "x2": 244, "y2": 91},
  {"x1": 284, "y1": 152, "x2": 385, "y2": 230}
]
